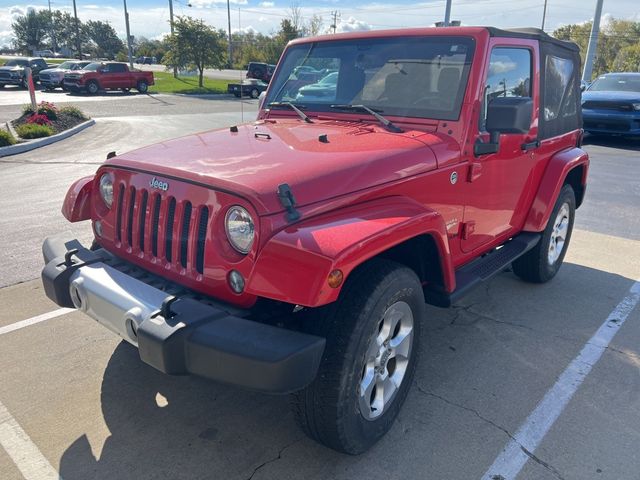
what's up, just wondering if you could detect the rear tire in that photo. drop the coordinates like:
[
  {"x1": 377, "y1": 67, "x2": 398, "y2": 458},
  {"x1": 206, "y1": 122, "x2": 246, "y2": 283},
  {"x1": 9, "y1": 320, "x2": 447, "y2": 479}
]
[
  {"x1": 513, "y1": 184, "x2": 575, "y2": 283},
  {"x1": 250, "y1": 88, "x2": 259, "y2": 99},
  {"x1": 291, "y1": 259, "x2": 424, "y2": 454},
  {"x1": 136, "y1": 80, "x2": 148, "y2": 93}
]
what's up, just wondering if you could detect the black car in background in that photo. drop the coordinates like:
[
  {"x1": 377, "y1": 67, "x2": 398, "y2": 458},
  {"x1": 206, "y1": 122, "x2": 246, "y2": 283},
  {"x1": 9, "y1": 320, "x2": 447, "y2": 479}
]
[
  {"x1": 246, "y1": 62, "x2": 276, "y2": 83},
  {"x1": 227, "y1": 78, "x2": 269, "y2": 98},
  {"x1": 0, "y1": 57, "x2": 50, "y2": 89}
]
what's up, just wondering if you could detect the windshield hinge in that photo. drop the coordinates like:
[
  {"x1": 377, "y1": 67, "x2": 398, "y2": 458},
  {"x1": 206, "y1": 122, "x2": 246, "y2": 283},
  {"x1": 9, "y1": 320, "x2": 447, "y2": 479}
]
[{"x1": 277, "y1": 183, "x2": 301, "y2": 222}]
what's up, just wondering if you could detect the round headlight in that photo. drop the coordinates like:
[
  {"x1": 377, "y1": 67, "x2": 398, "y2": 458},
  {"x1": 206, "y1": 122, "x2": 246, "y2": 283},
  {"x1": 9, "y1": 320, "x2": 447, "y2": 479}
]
[
  {"x1": 99, "y1": 173, "x2": 114, "y2": 208},
  {"x1": 225, "y1": 206, "x2": 255, "y2": 254}
]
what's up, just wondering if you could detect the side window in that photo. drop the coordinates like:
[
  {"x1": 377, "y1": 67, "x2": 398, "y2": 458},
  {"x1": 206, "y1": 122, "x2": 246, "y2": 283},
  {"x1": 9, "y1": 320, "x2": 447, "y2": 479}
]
[
  {"x1": 543, "y1": 55, "x2": 575, "y2": 121},
  {"x1": 481, "y1": 47, "x2": 532, "y2": 131},
  {"x1": 110, "y1": 64, "x2": 126, "y2": 73}
]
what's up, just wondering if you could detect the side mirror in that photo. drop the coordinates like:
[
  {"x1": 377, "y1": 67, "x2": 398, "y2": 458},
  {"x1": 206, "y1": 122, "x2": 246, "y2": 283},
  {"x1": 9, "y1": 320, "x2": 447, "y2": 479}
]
[
  {"x1": 475, "y1": 97, "x2": 533, "y2": 156},
  {"x1": 258, "y1": 91, "x2": 267, "y2": 110}
]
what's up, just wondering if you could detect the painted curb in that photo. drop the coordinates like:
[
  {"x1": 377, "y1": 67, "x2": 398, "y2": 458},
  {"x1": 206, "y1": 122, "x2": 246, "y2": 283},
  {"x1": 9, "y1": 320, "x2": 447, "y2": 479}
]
[{"x1": 0, "y1": 119, "x2": 95, "y2": 158}]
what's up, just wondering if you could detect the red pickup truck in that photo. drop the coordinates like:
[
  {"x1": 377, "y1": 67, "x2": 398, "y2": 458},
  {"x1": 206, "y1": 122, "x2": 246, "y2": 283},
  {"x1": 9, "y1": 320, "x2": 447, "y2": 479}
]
[
  {"x1": 63, "y1": 62, "x2": 154, "y2": 94},
  {"x1": 43, "y1": 27, "x2": 587, "y2": 454}
]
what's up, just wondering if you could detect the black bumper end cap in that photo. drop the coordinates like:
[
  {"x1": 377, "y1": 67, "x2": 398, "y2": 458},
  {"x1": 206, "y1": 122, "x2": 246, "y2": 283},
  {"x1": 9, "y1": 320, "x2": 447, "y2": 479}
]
[{"x1": 137, "y1": 297, "x2": 326, "y2": 394}]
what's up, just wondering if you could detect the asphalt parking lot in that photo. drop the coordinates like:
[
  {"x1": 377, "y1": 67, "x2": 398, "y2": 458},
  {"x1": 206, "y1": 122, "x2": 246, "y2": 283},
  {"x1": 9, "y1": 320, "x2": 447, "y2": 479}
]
[{"x1": 0, "y1": 89, "x2": 639, "y2": 480}]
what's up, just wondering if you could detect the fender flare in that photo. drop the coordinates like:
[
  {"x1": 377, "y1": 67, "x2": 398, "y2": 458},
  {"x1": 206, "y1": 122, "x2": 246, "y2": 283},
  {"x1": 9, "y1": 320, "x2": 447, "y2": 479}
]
[
  {"x1": 246, "y1": 197, "x2": 454, "y2": 307},
  {"x1": 524, "y1": 147, "x2": 589, "y2": 232},
  {"x1": 62, "y1": 175, "x2": 94, "y2": 222}
]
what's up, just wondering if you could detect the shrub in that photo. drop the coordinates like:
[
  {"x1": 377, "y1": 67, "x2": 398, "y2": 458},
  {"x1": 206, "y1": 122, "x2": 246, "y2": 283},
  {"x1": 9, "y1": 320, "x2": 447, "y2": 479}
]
[
  {"x1": 26, "y1": 113, "x2": 53, "y2": 126},
  {"x1": 0, "y1": 129, "x2": 16, "y2": 147},
  {"x1": 22, "y1": 104, "x2": 34, "y2": 115},
  {"x1": 15, "y1": 123, "x2": 54, "y2": 139},
  {"x1": 36, "y1": 101, "x2": 59, "y2": 120},
  {"x1": 59, "y1": 105, "x2": 88, "y2": 120}
]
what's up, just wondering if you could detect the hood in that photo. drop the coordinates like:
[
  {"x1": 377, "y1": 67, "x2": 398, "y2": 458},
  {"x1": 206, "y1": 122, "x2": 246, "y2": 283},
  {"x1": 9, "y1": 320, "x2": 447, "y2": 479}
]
[
  {"x1": 582, "y1": 90, "x2": 640, "y2": 103},
  {"x1": 0, "y1": 66, "x2": 23, "y2": 72},
  {"x1": 107, "y1": 119, "x2": 440, "y2": 215},
  {"x1": 40, "y1": 67, "x2": 67, "y2": 74}
]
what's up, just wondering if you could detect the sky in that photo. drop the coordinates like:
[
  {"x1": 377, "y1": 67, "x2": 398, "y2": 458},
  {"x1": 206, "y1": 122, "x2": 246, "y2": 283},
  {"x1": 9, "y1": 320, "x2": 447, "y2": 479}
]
[{"x1": 0, "y1": 0, "x2": 639, "y2": 48}]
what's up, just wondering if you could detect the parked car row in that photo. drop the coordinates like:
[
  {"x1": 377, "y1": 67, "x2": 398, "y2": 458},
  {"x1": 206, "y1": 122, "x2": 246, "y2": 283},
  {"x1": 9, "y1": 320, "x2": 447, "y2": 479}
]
[{"x1": 0, "y1": 57, "x2": 154, "y2": 95}]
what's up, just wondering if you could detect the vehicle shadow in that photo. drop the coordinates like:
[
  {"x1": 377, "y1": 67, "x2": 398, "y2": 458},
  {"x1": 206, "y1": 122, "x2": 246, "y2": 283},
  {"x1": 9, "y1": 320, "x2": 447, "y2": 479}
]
[
  {"x1": 583, "y1": 133, "x2": 640, "y2": 152},
  {"x1": 57, "y1": 263, "x2": 639, "y2": 480}
]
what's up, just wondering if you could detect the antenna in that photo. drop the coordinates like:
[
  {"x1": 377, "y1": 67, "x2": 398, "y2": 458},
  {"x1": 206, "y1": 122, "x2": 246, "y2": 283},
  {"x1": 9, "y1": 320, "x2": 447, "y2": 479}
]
[{"x1": 238, "y1": 6, "x2": 244, "y2": 123}]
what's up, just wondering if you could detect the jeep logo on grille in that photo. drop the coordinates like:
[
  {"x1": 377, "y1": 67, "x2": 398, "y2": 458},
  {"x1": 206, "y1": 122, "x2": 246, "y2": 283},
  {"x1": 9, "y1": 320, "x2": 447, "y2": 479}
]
[{"x1": 149, "y1": 177, "x2": 169, "y2": 191}]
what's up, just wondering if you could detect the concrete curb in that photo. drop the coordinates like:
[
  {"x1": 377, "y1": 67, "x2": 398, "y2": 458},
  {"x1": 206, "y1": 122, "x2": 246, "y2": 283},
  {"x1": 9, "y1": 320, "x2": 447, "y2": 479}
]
[{"x1": 0, "y1": 119, "x2": 95, "y2": 158}]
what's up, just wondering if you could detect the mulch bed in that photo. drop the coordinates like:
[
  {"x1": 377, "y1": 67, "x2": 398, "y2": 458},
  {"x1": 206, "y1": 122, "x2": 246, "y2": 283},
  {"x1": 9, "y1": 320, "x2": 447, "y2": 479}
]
[{"x1": 12, "y1": 112, "x2": 87, "y2": 135}]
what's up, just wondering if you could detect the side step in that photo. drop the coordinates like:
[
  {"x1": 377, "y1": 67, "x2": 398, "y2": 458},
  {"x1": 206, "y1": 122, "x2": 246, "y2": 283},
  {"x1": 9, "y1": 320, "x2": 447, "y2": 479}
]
[{"x1": 425, "y1": 232, "x2": 541, "y2": 307}]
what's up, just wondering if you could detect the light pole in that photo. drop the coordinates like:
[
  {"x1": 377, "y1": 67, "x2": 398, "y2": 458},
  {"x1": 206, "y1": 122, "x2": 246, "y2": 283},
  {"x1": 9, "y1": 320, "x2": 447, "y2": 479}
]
[
  {"x1": 72, "y1": 0, "x2": 82, "y2": 59},
  {"x1": 582, "y1": 0, "x2": 604, "y2": 82},
  {"x1": 48, "y1": 0, "x2": 56, "y2": 55},
  {"x1": 123, "y1": 0, "x2": 134, "y2": 69},
  {"x1": 541, "y1": 0, "x2": 548, "y2": 31},
  {"x1": 227, "y1": 0, "x2": 233, "y2": 68},
  {"x1": 444, "y1": 0, "x2": 452, "y2": 27},
  {"x1": 169, "y1": 0, "x2": 177, "y2": 77}
]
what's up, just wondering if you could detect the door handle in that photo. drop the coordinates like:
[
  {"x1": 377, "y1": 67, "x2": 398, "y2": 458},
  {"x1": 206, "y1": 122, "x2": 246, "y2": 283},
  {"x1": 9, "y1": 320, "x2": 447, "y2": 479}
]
[{"x1": 521, "y1": 140, "x2": 540, "y2": 151}]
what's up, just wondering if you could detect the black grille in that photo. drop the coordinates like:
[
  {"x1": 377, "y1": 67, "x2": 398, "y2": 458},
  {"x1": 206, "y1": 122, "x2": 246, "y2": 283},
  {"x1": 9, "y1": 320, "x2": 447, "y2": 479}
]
[
  {"x1": 180, "y1": 202, "x2": 192, "y2": 268},
  {"x1": 165, "y1": 197, "x2": 176, "y2": 262},
  {"x1": 151, "y1": 194, "x2": 161, "y2": 257},
  {"x1": 116, "y1": 184, "x2": 125, "y2": 242},
  {"x1": 196, "y1": 207, "x2": 209, "y2": 274},
  {"x1": 138, "y1": 190, "x2": 148, "y2": 252},
  {"x1": 582, "y1": 100, "x2": 634, "y2": 111},
  {"x1": 126, "y1": 188, "x2": 136, "y2": 246}
]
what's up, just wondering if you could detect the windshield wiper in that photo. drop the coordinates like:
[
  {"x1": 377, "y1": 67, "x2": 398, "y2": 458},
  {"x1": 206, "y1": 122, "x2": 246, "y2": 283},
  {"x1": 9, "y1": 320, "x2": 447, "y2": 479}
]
[
  {"x1": 268, "y1": 102, "x2": 313, "y2": 123},
  {"x1": 330, "y1": 104, "x2": 403, "y2": 133}
]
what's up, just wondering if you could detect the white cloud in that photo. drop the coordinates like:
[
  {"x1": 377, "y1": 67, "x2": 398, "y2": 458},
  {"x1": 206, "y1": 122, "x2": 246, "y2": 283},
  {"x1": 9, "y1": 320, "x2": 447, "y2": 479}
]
[
  {"x1": 233, "y1": 26, "x2": 258, "y2": 34},
  {"x1": 337, "y1": 17, "x2": 371, "y2": 33},
  {"x1": 489, "y1": 60, "x2": 517, "y2": 75},
  {"x1": 259, "y1": 1, "x2": 275, "y2": 7},
  {"x1": 189, "y1": 0, "x2": 248, "y2": 7}
]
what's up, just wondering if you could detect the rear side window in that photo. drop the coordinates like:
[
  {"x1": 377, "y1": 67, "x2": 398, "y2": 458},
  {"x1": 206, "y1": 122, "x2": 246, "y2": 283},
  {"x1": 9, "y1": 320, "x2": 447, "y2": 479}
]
[
  {"x1": 106, "y1": 64, "x2": 127, "y2": 73},
  {"x1": 543, "y1": 56, "x2": 576, "y2": 121},
  {"x1": 481, "y1": 47, "x2": 532, "y2": 131}
]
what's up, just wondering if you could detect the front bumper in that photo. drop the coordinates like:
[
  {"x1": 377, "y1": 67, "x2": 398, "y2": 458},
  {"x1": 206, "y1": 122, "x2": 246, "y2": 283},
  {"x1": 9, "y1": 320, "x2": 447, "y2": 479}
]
[
  {"x1": 41, "y1": 235, "x2": 325, "y2": 394},
  {"x1": 40, "y1": 78, "x2": 64, "y2": 88},
  {"x1": 0, "y1": 77, "x2": 23, "y2": 86},
  {"x1": 582, "y1": 110, "x2": 640, "y2": 135}
]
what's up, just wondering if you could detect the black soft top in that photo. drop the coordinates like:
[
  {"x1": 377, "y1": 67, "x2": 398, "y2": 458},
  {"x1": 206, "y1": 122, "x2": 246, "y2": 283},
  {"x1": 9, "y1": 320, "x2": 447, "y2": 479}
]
[{"x1": 486, "y1": 27, "x2": 579, "y2": 53}]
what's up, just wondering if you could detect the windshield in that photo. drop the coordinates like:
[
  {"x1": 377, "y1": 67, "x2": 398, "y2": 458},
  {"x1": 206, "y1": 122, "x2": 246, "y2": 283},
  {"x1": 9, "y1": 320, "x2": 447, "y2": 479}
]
[
  {"x1": 4, "y1": 59, "x2": 28, "y2": 67},
  {"x1": 83, "y1": 63, "x2": 102, "y2": 71},
  {"x1": 588, "y1": 75, "x2": 640, "y2": 93},
  {"x1": 58, "y1": 61, "x2": 77, "y2": 69},
  {"x1": 265, "y1": 36, "x2": 475, "y2": 121}
]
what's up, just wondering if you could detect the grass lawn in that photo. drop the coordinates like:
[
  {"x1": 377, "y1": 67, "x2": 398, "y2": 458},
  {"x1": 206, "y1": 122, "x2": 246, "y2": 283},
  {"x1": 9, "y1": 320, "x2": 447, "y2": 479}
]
[{"x1": 149, "y1": 71, "x2": 229, "y2": 94}]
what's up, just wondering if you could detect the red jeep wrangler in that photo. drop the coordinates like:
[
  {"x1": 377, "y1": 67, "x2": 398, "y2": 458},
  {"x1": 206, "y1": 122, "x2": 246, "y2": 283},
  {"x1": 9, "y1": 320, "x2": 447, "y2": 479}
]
[{"x1": 42, "y1": 27, "x2": 588, "y2": 454}]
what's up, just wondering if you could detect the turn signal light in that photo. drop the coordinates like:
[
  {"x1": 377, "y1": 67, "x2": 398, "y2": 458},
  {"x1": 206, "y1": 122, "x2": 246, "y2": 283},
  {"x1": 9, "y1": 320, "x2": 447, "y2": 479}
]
[{"x1": 327, "y1": 270, "x2": 344, "y2": 288}]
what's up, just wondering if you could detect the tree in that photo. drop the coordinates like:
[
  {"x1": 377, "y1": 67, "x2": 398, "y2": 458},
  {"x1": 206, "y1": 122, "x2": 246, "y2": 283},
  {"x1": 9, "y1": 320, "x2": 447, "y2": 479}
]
[
  {"x1": 306, "y1": 15, "x2": 324, "y2": 37},
  {"x1": 553, "y1": 18, "x2": 640, "y2": 78},
  {"x1": 50, "y1": 11, "x2": 89, "y2": 56},
  {"x1": 278, "y1": 19, "x2": 299, "y2": 44},
  {"x1": 12, "y1": 9, "x2": 50, "y2": 54},
  {"x1": 85, "y1": 21, "x2": 124, "y2": 59},
  {"x1": 163, "y1": 16, "x2": 226, "y2": 87}
]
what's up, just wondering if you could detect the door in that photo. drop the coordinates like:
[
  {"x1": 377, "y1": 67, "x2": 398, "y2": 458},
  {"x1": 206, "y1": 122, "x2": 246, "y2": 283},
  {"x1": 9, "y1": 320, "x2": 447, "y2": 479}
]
[{"x1": 461, "y1": 42, "x2": 540, "y2": 253}]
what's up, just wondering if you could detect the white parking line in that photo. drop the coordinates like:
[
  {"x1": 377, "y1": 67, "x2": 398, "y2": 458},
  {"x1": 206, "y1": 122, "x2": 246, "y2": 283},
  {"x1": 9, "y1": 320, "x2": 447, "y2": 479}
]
[
  {"x1": 482, "y1": 278, "x2": 640, "y2": 480},
  {"x1": 0, "y1": 400, "x2": 62, "y2": 480},
  {"x1": 0, "y1": 309, "x2": 73, "y2": 337}
]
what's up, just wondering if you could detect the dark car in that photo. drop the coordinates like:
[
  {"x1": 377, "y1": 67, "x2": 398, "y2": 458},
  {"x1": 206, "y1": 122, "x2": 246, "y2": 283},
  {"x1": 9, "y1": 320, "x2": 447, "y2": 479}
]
[
  {"x1": 227, "y1": 78, "x2": 268, "y2": 98},
  {"x1": 0, "y1": 57, "x2": 49, "y2": 89},
  {"x1": 39, "y1": 61, "x2": 91, "y2": 90},
  {"x1": 581, "y1": 72, "x2": 640, "y2": 136},
  {"x1": 246, "y1": 62, "x2": 276, "y2": 83},
  {"x1": 295, "y1": 71, "x2": 339, "y2": 102}
]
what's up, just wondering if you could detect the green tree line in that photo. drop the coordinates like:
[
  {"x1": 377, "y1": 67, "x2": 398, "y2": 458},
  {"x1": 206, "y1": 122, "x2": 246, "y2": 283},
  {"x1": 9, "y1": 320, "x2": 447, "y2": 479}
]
[{"x1": 553, "y1": 18, "x2": 640, "y2": 79}]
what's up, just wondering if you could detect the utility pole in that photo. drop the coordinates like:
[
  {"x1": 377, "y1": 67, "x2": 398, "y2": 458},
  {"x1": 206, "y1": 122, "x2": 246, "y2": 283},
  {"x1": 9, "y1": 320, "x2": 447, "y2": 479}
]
[
  {"x1": 444, "y1": 0, "x2": 452, "y2": 27},
  {"x1": 123, "y1": 0, "x2": 134, "y2": 69},
  {"x1": 48, "y1": 0, "x2": 56, "y2": 55},
  {"x1": 72, "y1": 0, "x2": 82, "y2": 60},
  {"x1": 582, "y1": 0, "x2": 604, "y2": 83},
  {"x1": 330, "y1": 11, "x2": 340, "y2": 34},
  {"x1": 169, "y1": 0, "x2": 177, "y2": 77},
  {"x1": 541, "y1": 0, "x2": 548, "y2": 31},
  {"x1": 227, "y1": 0, "x2": 233, "y2": 68}
]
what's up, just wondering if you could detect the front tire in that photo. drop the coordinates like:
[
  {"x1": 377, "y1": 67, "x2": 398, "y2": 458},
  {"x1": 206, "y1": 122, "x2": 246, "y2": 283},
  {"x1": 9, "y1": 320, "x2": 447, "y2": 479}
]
[
  {"x1": 513, "y1": 184, "x2": 576, "y2": 283},
  {"x1": 250, "y1": 88, "x2": 260, "y2": 99},
  {"x1": 86, "y1": 80, "x2": 99, "y2": 95},
  {"x1": 291, "y1": 259, "x2": 424, "y2": 454}
]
